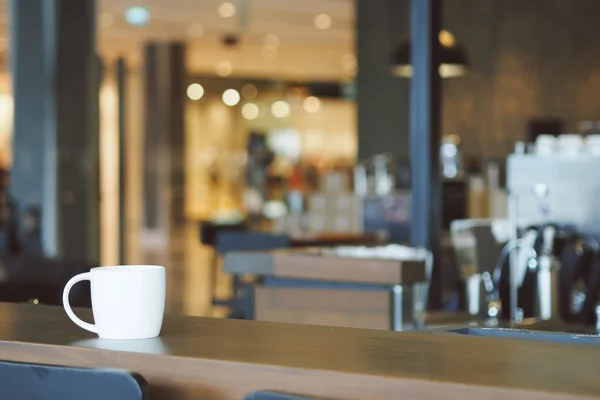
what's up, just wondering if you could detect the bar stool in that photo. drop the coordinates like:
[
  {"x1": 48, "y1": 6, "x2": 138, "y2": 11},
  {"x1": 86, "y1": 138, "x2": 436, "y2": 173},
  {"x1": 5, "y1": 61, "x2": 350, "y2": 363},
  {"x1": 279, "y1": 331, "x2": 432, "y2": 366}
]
[
  {"x1": 198, "y1": 220, "x2": 246, "y2": 308},
  {"x1": 214, "y1": 232, "x2": 289, "y2": 319},
  {"x1": 0, "y1": 360, "x2": 147, "y2": 399}
]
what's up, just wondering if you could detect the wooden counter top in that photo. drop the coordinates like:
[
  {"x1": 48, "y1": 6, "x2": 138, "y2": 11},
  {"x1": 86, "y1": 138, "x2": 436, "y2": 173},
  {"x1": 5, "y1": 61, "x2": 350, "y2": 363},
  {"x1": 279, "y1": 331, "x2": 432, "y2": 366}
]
[{"x1": 0, "y1": 303, "x2": 598, "y2": 399}]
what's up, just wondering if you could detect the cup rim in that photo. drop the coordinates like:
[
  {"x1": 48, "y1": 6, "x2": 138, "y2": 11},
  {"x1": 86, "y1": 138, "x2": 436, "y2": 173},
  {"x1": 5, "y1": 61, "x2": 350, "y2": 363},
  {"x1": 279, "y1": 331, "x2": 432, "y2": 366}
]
[{"x1": 91, "y1": 265, "x2": 165, "y2": 273}]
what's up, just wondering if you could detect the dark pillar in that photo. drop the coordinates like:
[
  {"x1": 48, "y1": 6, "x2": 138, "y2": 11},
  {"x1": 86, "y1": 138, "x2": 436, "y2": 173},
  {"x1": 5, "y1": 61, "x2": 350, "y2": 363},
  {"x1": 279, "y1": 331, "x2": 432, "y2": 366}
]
[
  {"x1": 11, "y1": 0, "x2": 99, "y2": 260},
  {"x1": 10, "y1": 0, "x2": 46, "y2": 236},
  {"x1": 142, "y1": 42, "x2": 186, "y2": 241},
  {"x1": 117, "y1": 57, "x2": 127, "y2": 264},
  {"x1": 355, "y1": 0, "x2": 410, "y2": 162},
  {"x1": 409, "y1": 0, "x2": 442, "y2": 309}
]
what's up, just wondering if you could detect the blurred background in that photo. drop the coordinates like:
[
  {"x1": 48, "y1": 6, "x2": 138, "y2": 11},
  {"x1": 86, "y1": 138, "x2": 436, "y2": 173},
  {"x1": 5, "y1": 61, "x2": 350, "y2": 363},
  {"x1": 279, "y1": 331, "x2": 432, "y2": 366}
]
[{"x1": 3, "y1": 0, "x2": 600, "y2": 330}]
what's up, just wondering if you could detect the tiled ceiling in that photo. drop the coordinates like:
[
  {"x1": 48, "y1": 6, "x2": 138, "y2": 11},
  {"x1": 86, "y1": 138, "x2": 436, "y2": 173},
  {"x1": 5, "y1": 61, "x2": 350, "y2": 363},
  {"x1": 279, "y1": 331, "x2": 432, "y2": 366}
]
[{"x1": 0, "y1": 0, "x2": 355, "y2": 80}]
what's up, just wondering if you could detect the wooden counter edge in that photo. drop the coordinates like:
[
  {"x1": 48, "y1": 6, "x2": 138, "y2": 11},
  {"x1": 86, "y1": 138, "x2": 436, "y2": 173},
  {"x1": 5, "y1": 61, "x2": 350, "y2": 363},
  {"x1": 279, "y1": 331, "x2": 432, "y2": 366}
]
[
  {"x1": 0, "y1": 339, "x2": 593, "y2": 400},
  {"x1": 224, "y1": 250, "x2": 427, "y2": 285}
]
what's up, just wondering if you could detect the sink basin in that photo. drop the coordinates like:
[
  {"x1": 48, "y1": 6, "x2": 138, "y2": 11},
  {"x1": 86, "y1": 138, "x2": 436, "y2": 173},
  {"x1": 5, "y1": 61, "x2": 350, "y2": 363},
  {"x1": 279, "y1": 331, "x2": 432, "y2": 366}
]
[{"x1": 428, "y1": 326, "x2": 600, "y2": 346}]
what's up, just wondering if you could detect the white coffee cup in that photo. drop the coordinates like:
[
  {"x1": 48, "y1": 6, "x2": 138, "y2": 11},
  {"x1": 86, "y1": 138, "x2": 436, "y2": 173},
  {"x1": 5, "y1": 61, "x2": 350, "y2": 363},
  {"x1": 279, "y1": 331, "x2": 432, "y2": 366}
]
[{"x1": 62, "y1": 265, "x2": 166, "y2": 340}]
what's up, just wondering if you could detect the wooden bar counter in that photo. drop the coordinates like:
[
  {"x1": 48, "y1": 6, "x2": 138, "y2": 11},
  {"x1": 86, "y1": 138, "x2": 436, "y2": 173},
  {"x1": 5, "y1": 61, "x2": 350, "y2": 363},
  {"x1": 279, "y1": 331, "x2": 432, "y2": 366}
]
[
  {"x1": 223, "y1": 248, "x2": 427, "y2": 284},
  {"x1": 224, "y1": 248, "x2": 428, "y2": 329},
  {"x1": 0, "y1": 303, "x2": 599, "y2": 399}
]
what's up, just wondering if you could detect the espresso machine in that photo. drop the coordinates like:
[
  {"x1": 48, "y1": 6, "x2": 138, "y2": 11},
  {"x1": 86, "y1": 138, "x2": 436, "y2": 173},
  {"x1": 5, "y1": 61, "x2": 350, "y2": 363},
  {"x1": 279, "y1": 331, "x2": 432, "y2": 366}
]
[
  {"x1": 498, "y1": 147, "x2": 600, "y2": 326},
  {"x1": 452, "y1": 143, "x2": 600, "y2": 329}
]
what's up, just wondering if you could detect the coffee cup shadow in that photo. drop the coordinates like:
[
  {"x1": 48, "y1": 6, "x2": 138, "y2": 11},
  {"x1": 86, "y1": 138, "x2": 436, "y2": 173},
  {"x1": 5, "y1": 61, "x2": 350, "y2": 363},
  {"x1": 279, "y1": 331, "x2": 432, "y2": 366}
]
[{"x1": 71, "y1": 337, "x2": 170, "y2": 355}]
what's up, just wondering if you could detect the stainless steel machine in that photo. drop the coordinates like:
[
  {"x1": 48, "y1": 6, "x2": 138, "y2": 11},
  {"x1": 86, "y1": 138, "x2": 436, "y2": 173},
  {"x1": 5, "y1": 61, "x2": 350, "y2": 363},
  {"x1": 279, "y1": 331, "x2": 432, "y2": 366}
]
[
  {"x1": 507, "y1": 153, "x2": 600, "y2": 238},
  {"x1": 503, "y1": 151, "x2": 600, "y2": 325},
  {"x1": 450, "y1": 151, "x2": 600, "y2": 328}
]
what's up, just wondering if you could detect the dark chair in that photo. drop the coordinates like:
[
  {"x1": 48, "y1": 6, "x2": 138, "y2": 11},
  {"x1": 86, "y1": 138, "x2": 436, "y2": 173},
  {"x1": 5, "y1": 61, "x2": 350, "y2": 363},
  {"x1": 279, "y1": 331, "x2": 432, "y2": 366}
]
[
  {"x1": 0, "y1": 255, "x2": 94, "y2": 307},
  {"x1": 22, "y1": 205, "x2": 43, "y2": 255},
  {"x1": 0, "y1": 360, "x2": 147, "y2": 400},
  {"x1": 198, "y1": 220, "x2": 247, "y2": 248},
  {"x1": 214, "y1": 232, "x2": 289, "y2": 319},
  {"x1": 216, "y1": 231, "x2": 290, "y2": 254},
  {"x1": 198, "y1": 220, "x2": 247, "y2": 312},
  {"x1": 0, "y1": 197, "x2": 22, "y2": 255},
  {"x1": 244, "y1": 391, "x2": 321, "y2": 400}
]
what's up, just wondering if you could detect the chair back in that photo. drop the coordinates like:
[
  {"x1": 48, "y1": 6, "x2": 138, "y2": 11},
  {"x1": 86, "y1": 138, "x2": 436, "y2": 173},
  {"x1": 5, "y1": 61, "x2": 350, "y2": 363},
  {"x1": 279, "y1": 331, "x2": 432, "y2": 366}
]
[
  {"x1": 198, "y1": 221, "x2": 246, "y2": 247},
  {"x1": 0, "y1": 360, "x2": 147, "y2": 400}
]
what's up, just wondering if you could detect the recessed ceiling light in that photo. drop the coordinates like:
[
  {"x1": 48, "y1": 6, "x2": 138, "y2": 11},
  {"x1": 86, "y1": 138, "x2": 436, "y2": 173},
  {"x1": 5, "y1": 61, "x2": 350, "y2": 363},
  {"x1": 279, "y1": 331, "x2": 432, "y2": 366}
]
[
  {"x1": 188, "y1": 23, "x2": 205, "y2": 38},
  {"x1": 187, "y1": 83, "x2": 205, "y2": 101},
  {"x1": 242, "y1": 103, "x2": 259, "y2": 120},
  {"x1": 218, "y1": 2, "x2": 236, "y2": 18},
  {"x1": 216, "y1": 61, "x2": 233, "y2": 77},
  {"x1": 125, "y1": 6, "x2": 150, "y2": 27},
  {"x1": 438, "y1": 30, "x2": 456, "y2": 47},
  {"x1": 271, "y1": 101, "x2": 291, "y2": 118},
  {"x1": 99, "y1": 12, "x2": 114, "y2": 28},
  {"x1": 263, "y1": 34, "x2": 280, "y2": 49},
  {"x1": 222, "y1": 89, "x2": 240, "y2": 106},
  {"x1": 303, "y1": 96, "x2": 320, "y2": 113},
  {"x1": 314, "y1": 14, "x2": 332, "y2": 30}
]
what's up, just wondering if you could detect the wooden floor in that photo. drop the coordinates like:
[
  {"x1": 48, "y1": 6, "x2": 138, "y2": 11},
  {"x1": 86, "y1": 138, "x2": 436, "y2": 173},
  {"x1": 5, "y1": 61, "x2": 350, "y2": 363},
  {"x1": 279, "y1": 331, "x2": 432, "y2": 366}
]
[{"x1": 137, "y1": 222, "x2": 231, "y2": 318}]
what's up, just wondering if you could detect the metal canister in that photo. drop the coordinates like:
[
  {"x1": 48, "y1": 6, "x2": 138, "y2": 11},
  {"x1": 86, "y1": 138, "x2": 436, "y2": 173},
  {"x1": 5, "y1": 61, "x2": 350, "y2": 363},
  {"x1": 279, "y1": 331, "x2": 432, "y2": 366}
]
[{"x1": 535, "y1": 254, "x2": 559, "y2": 320}]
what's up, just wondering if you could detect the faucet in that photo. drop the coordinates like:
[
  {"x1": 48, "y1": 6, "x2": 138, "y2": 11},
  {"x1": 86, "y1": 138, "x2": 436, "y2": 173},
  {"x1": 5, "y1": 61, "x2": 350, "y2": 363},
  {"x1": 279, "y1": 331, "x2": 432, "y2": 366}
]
[{"x1": 482, "y1": 239, "x2": 538, "y2": 322}]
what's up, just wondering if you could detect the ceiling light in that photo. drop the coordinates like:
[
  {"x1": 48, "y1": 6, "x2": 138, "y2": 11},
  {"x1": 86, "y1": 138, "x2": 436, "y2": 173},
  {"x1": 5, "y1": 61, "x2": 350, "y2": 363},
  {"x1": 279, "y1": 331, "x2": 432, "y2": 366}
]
[
  {"x1": 271, "y1": 101, "x2": 291, "y2": 118},
  {"x1": 438, "y1": 30, "x2": 456, "y2": 48},
  {"x1": 124, "y1": 6, "x2": 150, "y2": 27},
  {"x1": 314, "y1": 14, "x2": 332, "y2": 30},
  {"x1": 188, "y1": 23, "x2": 205, "y2": 38},
  {"x1": 241, "y1": 84, "x2": 258, "y2": 100},
  {"x1": 391, "y1": 30, "x2": 469, "y2": 78},
  {"x1": 263, "y1": 34, "x2": 280, "y2": 49},
  {"x1": 216, "y1": 61, "x2": 233, "y2": 77},
  {"x1": 303, "y1": 96, "x2": 320, "y2": 113},
  {"x1": 187, "y1": 83, "x2": 205, "y2": 101},
  {"x1": 340, "y1": 54, "x2": 357, "y2": 71},
  {"x1": 241, "y1": 103, "x2": 259, "y2": 120},
  {"x1": 222, "y1": 89, "x2": 240, "y2": 106},
  {"x1": 99, "y1": 12, "x2": 114, "y2": 28},
  {"x1": 218, "y1": 2, "x2": 236, "y2": 18}
]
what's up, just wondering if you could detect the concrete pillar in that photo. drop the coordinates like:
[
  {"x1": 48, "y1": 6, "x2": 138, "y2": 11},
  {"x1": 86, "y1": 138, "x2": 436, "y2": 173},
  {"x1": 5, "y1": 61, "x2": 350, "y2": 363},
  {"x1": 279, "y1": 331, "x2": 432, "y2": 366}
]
[
  {"x1": 141, "y1": 42, "x2": 186, "y2": 245},
  {"x1": 11, "y1": 0, "x2": 99, "y2": 260},
  {"x1": 116, "y1": 58, "x2": 127, "y2": 264},
  {"x1": 355, "y1": 0, "x2": 410, "y2": 162},
  {"x1": 10, "y1": 0, "x2": 46, "y2": 238}
]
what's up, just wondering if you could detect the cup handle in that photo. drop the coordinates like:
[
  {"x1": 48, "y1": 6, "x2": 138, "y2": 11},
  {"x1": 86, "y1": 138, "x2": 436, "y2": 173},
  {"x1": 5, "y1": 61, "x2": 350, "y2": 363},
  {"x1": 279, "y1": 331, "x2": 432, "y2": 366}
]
[{"x1": 62, "y1": 272, "x2": 97, "y2": 333}]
